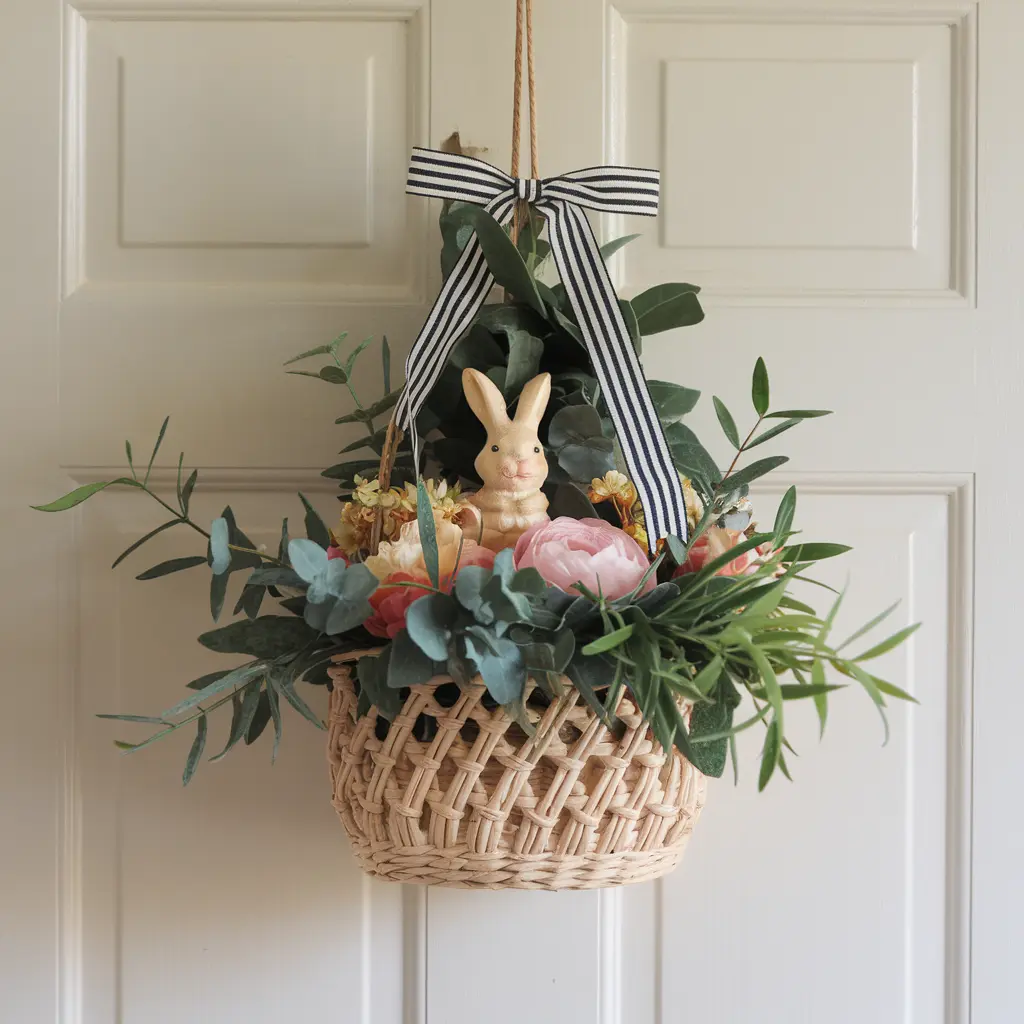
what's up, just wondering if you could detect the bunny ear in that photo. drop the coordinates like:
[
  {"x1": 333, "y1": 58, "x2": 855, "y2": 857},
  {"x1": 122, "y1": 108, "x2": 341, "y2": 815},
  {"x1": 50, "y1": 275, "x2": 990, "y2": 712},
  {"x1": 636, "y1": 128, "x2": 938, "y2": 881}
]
[
  {"x1": 514, "y1": 373, "x2": 552, "y2": 427},
  {"x1": 462, "y1": 368, "x2": 510, "y2": 430}
]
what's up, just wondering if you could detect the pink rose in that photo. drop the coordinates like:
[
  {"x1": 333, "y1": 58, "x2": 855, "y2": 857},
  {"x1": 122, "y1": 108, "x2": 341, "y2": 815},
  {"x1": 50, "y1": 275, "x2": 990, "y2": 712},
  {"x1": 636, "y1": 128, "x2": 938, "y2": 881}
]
[
  {"x1": 365, "y1": 571, "x2": 430, "y2": 639},
  {"x1": 514, "y1": 517, "x2": 654, "y2": 600},
  {"x1": 673, "y1": 527, "x2": 768, "y2": 578},
  {"x1": 326, "y1": 545, "x2": 348, "y2": 562}
]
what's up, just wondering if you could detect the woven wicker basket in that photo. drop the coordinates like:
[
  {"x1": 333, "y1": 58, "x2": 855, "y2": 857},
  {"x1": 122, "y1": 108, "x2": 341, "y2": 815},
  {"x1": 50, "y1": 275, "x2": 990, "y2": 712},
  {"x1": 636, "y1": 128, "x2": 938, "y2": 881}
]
[{"x1": 326, "y1": 658, "x2": 707, "y2": 890}]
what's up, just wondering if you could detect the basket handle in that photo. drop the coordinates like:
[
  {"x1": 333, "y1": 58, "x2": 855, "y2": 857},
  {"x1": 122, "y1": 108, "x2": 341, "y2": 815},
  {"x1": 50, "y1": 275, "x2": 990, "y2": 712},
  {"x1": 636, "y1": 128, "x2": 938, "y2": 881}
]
[{"x1": 368, "y1": 413, "x2": 404, "y2": 555}]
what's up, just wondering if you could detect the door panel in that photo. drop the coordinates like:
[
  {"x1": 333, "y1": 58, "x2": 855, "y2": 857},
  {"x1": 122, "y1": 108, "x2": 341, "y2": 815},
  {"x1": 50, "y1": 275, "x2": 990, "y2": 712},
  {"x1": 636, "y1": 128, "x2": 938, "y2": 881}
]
[{"x1": 2, "y1": 1, "x2": 1020, "y2": 1023}]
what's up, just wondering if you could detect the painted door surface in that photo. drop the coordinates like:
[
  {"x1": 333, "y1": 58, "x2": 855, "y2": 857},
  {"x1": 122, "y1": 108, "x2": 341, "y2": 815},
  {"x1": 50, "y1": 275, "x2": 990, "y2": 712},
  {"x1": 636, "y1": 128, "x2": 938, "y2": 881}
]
[{"x1": 1, "y1": 2, "x2": 1020, "y2": 1023}]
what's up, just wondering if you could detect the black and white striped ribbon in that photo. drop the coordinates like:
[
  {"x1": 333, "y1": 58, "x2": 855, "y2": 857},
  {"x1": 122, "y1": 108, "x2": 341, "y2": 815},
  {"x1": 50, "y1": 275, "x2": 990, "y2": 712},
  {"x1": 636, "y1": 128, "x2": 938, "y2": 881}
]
[{"x1": 398, "y1": 146, "x2": 688, "y2": 543}]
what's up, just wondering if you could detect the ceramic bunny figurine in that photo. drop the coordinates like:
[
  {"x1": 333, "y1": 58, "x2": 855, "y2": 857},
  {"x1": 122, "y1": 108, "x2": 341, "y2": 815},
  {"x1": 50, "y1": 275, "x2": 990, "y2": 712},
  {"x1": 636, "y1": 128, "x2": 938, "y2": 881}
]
[{"x1": 460, "y1": 368, "x2": 551, "y2": 551}]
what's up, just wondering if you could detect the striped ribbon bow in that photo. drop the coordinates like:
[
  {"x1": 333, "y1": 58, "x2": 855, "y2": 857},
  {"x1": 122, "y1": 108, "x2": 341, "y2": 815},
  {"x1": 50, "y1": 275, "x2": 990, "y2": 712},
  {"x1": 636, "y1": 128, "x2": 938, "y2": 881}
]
[{"x1": 397, "y1": 146, "x2": 688, "y2": 543}]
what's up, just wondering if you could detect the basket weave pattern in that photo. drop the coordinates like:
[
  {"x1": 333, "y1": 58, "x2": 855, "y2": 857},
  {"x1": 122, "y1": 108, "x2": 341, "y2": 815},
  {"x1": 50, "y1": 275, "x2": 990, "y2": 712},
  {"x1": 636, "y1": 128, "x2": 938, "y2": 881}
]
[{"x1": 327, "y1": 661, "x2": 707, "y2": 890}]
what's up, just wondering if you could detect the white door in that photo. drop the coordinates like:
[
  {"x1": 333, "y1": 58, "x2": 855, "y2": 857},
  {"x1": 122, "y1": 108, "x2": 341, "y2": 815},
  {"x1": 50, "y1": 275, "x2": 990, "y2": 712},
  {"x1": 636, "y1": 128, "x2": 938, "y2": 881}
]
[{"x1": 2, "y1": 1, "x2": 1020, "y2": 1022}]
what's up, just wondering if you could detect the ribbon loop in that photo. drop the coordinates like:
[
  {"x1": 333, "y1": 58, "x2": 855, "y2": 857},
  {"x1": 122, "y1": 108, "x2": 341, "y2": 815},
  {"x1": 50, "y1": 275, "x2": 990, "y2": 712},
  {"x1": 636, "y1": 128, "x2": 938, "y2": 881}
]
[{"x1": 398, "y1": 147, "x2": 689, "y2": 543}]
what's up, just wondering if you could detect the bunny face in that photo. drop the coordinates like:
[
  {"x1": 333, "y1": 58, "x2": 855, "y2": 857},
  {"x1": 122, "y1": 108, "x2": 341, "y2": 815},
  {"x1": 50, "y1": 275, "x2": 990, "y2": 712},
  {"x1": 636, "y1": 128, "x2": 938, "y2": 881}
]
[{"x1": 463, "y1": 369, "x2": 551, "y2": 494}]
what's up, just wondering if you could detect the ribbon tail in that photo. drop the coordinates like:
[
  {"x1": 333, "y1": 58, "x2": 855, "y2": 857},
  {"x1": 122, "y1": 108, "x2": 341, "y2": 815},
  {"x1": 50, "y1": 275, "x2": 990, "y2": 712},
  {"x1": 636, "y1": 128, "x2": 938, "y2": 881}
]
[
  {"x1": 395, "y1": 193, "x2": 518, "y2": 449},
  {"x1": 540, "y1": 200, "x2": 689, "y2": 542}
]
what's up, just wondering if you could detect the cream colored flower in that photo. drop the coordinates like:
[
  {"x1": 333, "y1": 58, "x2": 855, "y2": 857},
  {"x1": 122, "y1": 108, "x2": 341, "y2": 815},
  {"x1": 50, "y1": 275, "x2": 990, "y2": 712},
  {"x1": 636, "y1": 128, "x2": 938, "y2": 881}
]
[
  {"x1": 588, "y1": 470, "x2": 637, "y2": 505},
  {"x1": 679, "y1": 474, "x2": 705, "y2": 534}
]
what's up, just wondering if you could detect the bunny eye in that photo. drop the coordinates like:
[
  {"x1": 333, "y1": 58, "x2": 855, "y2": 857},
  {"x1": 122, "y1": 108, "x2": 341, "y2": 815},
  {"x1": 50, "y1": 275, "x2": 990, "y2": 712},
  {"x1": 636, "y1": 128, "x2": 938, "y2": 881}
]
[
  {"x1": 490, "y1": 445, "x2": 499, "y2": 453},
  {"x1": 534, "y1": 446, "x2": 541, "y2": 453}
]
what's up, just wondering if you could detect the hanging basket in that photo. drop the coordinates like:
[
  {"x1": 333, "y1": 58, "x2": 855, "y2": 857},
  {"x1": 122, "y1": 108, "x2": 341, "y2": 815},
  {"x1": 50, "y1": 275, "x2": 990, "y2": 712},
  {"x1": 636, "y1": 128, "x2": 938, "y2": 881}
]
[{"x1": 326, "y1": 658, "x2": 707, "y2": 890}]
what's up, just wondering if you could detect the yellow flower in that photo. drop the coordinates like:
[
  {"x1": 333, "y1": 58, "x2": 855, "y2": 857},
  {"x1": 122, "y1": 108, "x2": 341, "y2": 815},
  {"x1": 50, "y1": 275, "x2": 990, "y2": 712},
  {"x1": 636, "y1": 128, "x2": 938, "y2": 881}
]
[
  {"x1": 588, "y1": 470, "x2": 637, "y2": 506},
  {"x1": 679, "y1": 474, "x2": 705, "y2": 534},
  {"x1": 623, "y1": 521, "x2": 650, "y2": 555}
]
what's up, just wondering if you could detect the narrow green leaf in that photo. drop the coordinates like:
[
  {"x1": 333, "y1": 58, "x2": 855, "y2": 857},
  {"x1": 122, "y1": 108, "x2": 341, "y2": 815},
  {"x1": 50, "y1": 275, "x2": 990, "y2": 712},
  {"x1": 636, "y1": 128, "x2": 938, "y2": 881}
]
[
  {"x1": 180, "y1": 469, "x2": 198, "y2": 515},
  {"x1": 747, "y1": 418, "x2": 801, "y2": 450},
  {"x1": 780, "y1": 542, "x2": 851, "y2": 563},
  {"x1": 853, "y1": 623, "x2": 921, "y2": 662},
  {"x1": 125, "y1": 441, "x2": 135, "y2": 478},
  {"x1": 144, "y1": 415, "x2": 170, "y2": 486},
  {"x1": 758, "y1": 719, "x2": 781, "y2": 791},
  {"x1": 182, "y1": 714, "x2": 208, "y2": 786},
  {"x1": 267, "y1": 679, "x2": 282, "y2": 763},
  {"x1": 720, "y1": 456, "x2": 788, "y2": 491},
  {"x1": 136, "y1": 555, "x2": 208, "y2": 580},
  {"x1": 836, "y1": 601, "x2": 901, "y2": 652},
  {"x1": 210, "y1": 681, "x2": 263, "y2": 762},
  {"x1": 245, "y1": 691, "x2": 272, "y2": 745},
  {"x1": 271, "y1": 673, "x2": 325, "y2": 731},
  {"x1": 96, "y1": 713, "x2": 170, "y2": 724},
  {"x1": 283, "y1": 337, "x2": 346, "y2": 366},
  {"x1": 32, "y1": 478, "x2": 137, "y2": 512},
  {"x1": 175, "y1": 452, "x2": 184, "y2": 507},
  {"x1": 417, "y1": 479, "x2": 439, "y2": 589},
  {"x1": 382, "y1": 336, "x2": 391, "y2": 394},
  {"x1": 751, "y1": 358, "x2": 770, "y2": 416},
  {"x1": 765, "y1": 409, "x2": 832, "y2": 420},
  {"x1": 582, "y1": 624, "x2": 635, "y2": 655},
  {"x1": 599, "y1": 233, "x2": 641, "y2": 261},
  {"x1": 713, "y1": 397, "x2": 740, "y2": 449},
  {"x1": 773, "y1": 485, "x2": 797, "y2": 546},
  {"x1": 111, "y1": 518, "x2": 183, "y2": 570},
  {"x1": 811, "y1": 658, "x2": 829, "y2": 736},
  {"x1": 342, "y1": 335, "x2": 375, "y2": 380}
]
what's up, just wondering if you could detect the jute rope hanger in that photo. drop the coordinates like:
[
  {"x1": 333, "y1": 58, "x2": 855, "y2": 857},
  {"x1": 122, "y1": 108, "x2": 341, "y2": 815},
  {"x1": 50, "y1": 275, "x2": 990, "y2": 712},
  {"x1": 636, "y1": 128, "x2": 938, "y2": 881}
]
[{"x1": 370, "y1": 0, "x2": 540, "y2": 551}]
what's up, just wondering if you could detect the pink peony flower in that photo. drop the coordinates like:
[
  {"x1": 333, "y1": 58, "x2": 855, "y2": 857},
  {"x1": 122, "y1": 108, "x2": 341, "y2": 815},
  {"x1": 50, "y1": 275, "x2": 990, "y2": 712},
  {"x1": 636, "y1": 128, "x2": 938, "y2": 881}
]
[
  {"x1": 514, "y1": 517, "x2": 654, "y2": 600},
  {"x1": 673, "y1": 527, "x2": 770, "y2": 578}
]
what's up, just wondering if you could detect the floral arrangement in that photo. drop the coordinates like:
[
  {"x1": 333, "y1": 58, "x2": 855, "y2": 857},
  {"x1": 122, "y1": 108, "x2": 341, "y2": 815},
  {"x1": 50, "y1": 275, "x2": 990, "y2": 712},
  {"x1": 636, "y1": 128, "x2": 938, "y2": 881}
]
[{"x1": 35, "y1": 201, "x2": 916, "y2": 790}]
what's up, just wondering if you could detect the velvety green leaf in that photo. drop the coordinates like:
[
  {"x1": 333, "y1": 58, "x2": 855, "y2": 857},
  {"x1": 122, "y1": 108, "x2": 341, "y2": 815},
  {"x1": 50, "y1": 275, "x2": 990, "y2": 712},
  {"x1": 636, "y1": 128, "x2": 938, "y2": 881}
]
[
  {"x1": 648, "y1": 380, "x2": 701, "y2": 422},
  {"x1": 504, "y1": 330, "x2": 545, "y2": 397},
  {"x1": 713, "y1": 397, "x2": 740, "y2": 449},
  {"x1": 318, "y1": 365, "x2": 349, "y2": 384},
  {"x1": 631, "y1": 283, "x2": 704, "y2": 335},
  {"x1": 387, "y1": 629, "x2": 437, "y2": 688},
  {"x1": 135, "y1": 554, "x2": 207, "y2": 580},
  {"x1": 751, "y1": 358, "x2": 770, "y2": 417},
  {"x1": 405, "y1": 593, "x2": 456, "y2": 661},
  {"x1": 247, "y1": 566, "x2": 305, "y2": 588},
  {"x1": 686, "y1": 698, "x2": 732, "y2": 777},
  {"x1": 465, "y1": 633, "x2": 527, "y2": 704},
  {"x1": 198, "y1": 616, "x2": 319, "y2": 659},
  {"x1": 182, "y1": 713, "x2": 208, "y2": 786},
  {"x1": 451, "y1": 205, "x2": 545, "y2": 314},
  {"x1": 209, "y1": 516, "x2": 231, "y2": 575},
  {"x1": 288, "y1": 538, "x2": 328, "y2": 583}
]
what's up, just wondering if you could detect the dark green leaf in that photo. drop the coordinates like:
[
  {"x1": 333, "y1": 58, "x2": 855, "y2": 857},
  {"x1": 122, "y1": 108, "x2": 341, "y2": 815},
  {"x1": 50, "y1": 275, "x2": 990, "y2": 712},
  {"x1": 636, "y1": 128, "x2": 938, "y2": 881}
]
[
  {"x1": 210, "y1": 681, "x2": 263, "y2": 761},
  {"x1": 746, "y1": 418, "x2": 801, "y2": 450},
  {"x1": 198, "y1": 616, "x2": 319, "y2": 659},
  {"x1": 210, "y1": 571, "x2": 229, "y2": 622},
  {"x1": 266, "y1": 678, "x2": 282, "y2": 763},
  {"x1": 619, "y1": 299, "x2": 641, "y2": 352},
  {"x1": 648, "y1": 380, "x2": 701, "y2": 422},
  {"x1": 773, "y1": 486, "x2": 797, "y2": 545},
  {"x1": 686, "y1": 697, "x2": 733, "y2": 777},
  {"x1": 387, "y1": 628, "x2": 437, "y2": 688},
  {"x1": 96, "y1": 713, "x2": 170, "y2": 724},
  {"x1": 405, "y1": 593, "x2": 456, "y2": 661},
  {"x1": 270, "y1": 672, "x2": 325, "y2": 730},
  {"x1": 780, "y1": 542, "x2": 851, "y2": 562},
  {"x1": 382, "y1": 336, "x2": 391, "y2": 393},
  {"x1": 319, "y1": 365, "x2": 349, "y2": 384},
  {"x1": 713, "y1": 397, "x2": 740, "y2": 449},
  {"x1": 631, "y1": 283, "x2": 704, "y2": 335},
  {"x1": 765, "y1": 409, "x2": 832, "y2": 420},
  {"x1": 599, "y1": 233, "x2": 641, "y2": 261},
  {"x1": 245, "y1": 691, "x2": 272, "y2": 745},
  {"x1": 298, "y1": 493, "x2": 331, "y2": 549},
  {"x1": 450, "y1": 205, "x2": 545, "y2": 314},
  {"x1": 135, "y1": 554, "x2": 207, "y2": 582},
  {"x1": 108, "y1": 518, "x2": 183, "y2": 570},
  {"x1": 720, "y1": 456, "x2": 788, "y2": 491},
  {"x1": 180, "y1": 469, "x2": 198, "y2": 515},
  {"x1": 234, "y1": 583, "x2": 264, "y2": 620},
  {"x1": 182, "y1": 713, "x2": 208, "y2": 786},
  {"x1": 751, "y1": 358, "x2": 770, "y2": 417}
]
